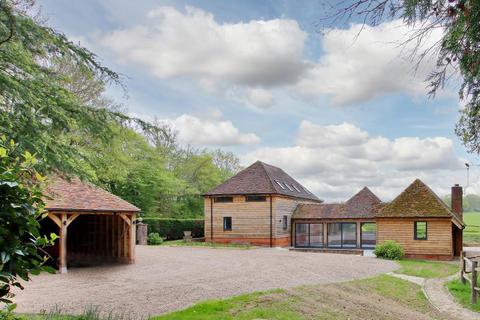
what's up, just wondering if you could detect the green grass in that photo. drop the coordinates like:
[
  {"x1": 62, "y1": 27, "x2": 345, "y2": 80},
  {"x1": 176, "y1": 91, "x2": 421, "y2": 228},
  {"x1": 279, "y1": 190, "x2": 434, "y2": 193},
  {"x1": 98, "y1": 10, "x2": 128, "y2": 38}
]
[
  {"x1": 22, "y1": 275, "x2": 443, "y2": 320},
  {"x1": 150, "y1": 275, "x2": 444, "y2": 320},
  {"x1": 395, "y1": 259, "x2": 458, "y2": 279},
  {"x1": 446, "y1": 279, "x2": 480, "y2": 313},
  {"x1": 160, "y1": 240, "x2": 253, "y2": 249},
  {"x1": 464, "y1": 212, "x2": 480, "y2": 245}
]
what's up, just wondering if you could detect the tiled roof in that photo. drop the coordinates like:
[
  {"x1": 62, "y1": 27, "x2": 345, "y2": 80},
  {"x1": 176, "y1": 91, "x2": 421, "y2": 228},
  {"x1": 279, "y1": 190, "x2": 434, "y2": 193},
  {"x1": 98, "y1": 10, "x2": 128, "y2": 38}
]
[
  {"x1": 293, "y1": 187, "x2": 384, "y2": 219},
  {"x1": 204, "y1": 161, "x2": 321, "y2": 202},
  {"x1": 377, "y1": 179, "x2": 463, "y2": 224},
  {"x1": 45, "y1": 178, "x2": 140, "y2": 212}
]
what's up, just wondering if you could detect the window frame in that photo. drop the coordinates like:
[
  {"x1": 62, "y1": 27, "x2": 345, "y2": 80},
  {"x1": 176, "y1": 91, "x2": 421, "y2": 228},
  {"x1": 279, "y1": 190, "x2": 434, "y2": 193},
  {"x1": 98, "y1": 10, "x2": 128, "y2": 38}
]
[
  {"x1": 214, "y1": 196, "x2": 233, "y2": 203},
  {"x1": 414, "y1": 221, "x2": 428, "y2": 240},
  {"x1": 294, "y1": 223, "x2": 324, "y2": 248},
  {"x1": 282, "y1": 215, "x2": 288, "y2": 230},
  {"x1": 360, "y1": 222, "x2": 376, "y2": 249},
  {"x1": 223, "y1": 216, "x2": 232, "y2": 231},
  {"x1": 245, "y1": 195, "x2": 267, "y2": 202}
]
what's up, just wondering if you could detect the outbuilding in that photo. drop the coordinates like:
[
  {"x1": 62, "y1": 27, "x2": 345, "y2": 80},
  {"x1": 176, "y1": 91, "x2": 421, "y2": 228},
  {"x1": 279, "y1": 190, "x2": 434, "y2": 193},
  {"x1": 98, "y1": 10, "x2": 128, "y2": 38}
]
[{"x1": 43, "y1": 178, "x2": 140, "y2": 273}]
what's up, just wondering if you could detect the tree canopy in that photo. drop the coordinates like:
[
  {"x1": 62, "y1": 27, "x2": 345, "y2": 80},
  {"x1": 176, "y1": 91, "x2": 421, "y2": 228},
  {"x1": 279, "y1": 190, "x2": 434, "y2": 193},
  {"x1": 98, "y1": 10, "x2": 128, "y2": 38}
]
[{"x1": 325, "y1": 0, "x2": 480, "y2": 153}]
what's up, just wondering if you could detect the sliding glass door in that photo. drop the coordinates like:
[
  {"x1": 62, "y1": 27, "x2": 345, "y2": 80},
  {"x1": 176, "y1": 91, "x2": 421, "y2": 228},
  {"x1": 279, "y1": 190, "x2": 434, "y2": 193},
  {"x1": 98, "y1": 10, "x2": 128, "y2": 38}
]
[
  {"x1": 294, "y1": 223, "x2": 323, "y2": 247},
  {"x1": 361, "y1": 223, "x2": 376, "y2": 248},
  {"x1": 327, "y1": 223, "x2": 357, "y2": 248}
]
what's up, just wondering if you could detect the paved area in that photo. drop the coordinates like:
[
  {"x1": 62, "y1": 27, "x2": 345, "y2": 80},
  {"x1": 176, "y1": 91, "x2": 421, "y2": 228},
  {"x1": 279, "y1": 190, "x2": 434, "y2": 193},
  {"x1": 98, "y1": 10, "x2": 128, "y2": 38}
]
[{"x1": 14, "y1": 246, "x2": 397, "y2": 317}]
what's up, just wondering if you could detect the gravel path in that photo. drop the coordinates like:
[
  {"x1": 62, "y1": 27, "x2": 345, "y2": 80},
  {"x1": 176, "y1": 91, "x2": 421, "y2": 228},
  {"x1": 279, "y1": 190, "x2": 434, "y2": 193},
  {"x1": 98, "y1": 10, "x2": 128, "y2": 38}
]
[{"x1": 14, "y1": 246, "x2": 398, "y2": 317}]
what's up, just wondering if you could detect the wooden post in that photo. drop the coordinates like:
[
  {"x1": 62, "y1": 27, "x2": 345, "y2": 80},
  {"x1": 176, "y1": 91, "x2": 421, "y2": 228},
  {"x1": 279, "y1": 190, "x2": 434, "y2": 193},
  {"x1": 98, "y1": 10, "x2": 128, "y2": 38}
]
[
  {"x1": 472, "y1": 260, "x2": 478, "y2": 304},
  {"x1": 461, "y1": 251, "x2": 466, "y2": 284},
  {"x1": 129, "y1": 215, "x2": 136, "y2": 264},
  {"x1": 59, "y1": 213, "x2": 68, "y2": 274}
]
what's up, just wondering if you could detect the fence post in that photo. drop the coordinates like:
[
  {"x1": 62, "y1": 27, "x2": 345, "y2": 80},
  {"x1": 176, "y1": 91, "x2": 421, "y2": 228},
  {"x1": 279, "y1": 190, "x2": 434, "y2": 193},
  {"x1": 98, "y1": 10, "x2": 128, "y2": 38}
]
[
  {"x1": 461, "y1": 251, "x2": 466, "y2": 285},
  {"x1": 472, "y1": 260, "x2": 478, "y2": 304}
]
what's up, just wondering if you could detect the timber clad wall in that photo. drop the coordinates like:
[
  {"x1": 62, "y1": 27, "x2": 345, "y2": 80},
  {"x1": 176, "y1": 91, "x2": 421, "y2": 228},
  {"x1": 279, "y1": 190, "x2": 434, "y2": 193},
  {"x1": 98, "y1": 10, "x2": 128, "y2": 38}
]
[
  {"x1": 377, "y1": 218, "x2": 453, "y2": 258},
  {"x1": 204, "y1": 196, "x2": 271, "y2": 243},
  {"x1": 204, "y1": 195, "x2": 316, "y2": 246}
]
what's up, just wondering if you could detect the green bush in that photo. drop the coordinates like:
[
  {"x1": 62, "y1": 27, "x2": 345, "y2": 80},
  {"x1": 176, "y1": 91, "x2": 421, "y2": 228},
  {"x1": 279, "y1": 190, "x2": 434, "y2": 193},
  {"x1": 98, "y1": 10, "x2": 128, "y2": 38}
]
[
  {"x1": 374, "y1": 240, "x2": 405, "y2": 260},
  {"x1": 148, "y1": 233, "x2": 164, "y2": 245},
  {"x1": 143, "y1": 218, "x2": 204, "y2": 240}
]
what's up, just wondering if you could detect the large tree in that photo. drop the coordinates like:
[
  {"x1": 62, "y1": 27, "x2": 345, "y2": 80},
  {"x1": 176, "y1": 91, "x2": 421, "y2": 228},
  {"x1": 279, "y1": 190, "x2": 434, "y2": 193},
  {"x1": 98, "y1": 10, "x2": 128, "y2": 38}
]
[
  {"x1": 0, "y1": 0, "x2": 159, "y2": 177},
  {"x1": 325, "y1": 0, "x2": 479, "y2": 152}
]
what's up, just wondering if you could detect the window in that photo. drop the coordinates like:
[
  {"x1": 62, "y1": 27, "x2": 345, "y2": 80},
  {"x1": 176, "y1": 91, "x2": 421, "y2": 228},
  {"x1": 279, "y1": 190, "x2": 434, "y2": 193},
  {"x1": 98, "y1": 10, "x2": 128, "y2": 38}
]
[
  {"x1": 282, "y1": 215, "x2": 288, "y2": 230},
  {"x1": 414, "y1": 221, "x2": 427, "y2": 240},
  {"x1": 309, "y1": 224, "x2": 323, "y2": 247},
  {"x1": 327, "y1": 223, "x2": 357, "y2": 248},
  {"x1": 275, "y1": 180, "x2": 286, "y2": 189},
  {"x1": 361, "y1": 223, "x2": 376, "y2": 248},
  {"x1": 285, "y1": 183, "x2": 294, "y2": 191},
  {"x1": 292, "y1": 184, "x2": 302, "y2": 193},
  {"x1": 214, "y1": 196, "x2": 233, "y2": 203},
  {"x1": 246, "y1": 195, "x2": 267, "y2": 202},
  {"x1": 223, "y1": 217, "x2": 232, "y2": 231}
]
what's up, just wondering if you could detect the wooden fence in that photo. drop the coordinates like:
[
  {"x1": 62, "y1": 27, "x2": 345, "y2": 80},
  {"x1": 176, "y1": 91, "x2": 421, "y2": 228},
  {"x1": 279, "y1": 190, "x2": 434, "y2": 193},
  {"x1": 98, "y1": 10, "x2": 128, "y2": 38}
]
[{"x1": 460, "y1": 251, "x2": 480, "y2": 303}]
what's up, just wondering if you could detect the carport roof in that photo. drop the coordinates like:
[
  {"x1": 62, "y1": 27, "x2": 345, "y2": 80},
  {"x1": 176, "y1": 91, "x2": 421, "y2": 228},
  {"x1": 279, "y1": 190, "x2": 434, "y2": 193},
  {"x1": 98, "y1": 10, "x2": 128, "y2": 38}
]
[{"x1": 45, "y1": 178, "x2": 140, "y2": 212}]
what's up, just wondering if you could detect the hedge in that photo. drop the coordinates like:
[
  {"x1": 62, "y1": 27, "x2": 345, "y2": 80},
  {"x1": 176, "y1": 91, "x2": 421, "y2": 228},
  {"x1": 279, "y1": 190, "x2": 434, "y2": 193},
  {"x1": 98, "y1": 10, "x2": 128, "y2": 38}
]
[{"x1": 142, "y1": 218, "x2": 204, "y2": 240}]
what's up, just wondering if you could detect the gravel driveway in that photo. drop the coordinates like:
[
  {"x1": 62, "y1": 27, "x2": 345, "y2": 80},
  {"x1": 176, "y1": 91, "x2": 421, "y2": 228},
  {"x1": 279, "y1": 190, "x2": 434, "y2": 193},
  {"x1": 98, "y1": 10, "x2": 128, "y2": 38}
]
[{"x1": 14, "y1": 246, "x2": 398, "y2": 317}]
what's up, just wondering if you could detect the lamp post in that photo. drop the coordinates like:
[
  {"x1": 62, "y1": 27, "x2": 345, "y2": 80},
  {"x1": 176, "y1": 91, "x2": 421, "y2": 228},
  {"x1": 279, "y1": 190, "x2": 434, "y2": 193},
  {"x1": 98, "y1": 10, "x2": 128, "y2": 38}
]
[{"x1": 466, "y1": 163, "x2": 470, "y2": 195}]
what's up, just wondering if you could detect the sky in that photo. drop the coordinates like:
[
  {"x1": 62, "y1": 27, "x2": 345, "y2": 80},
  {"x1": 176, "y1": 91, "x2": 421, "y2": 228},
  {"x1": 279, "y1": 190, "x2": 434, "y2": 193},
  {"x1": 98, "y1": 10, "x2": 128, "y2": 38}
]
[{"x1": 36, "y1": 0, "x2": 480, "y2": 201}]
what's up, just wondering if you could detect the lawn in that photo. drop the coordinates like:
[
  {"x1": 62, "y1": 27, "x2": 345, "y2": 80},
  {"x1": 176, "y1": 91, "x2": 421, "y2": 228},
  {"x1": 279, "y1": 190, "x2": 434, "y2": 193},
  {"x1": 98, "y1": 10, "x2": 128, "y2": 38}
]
[
  {"x1": 446, "y1": 279, "x2": 480, "y2": 313},
  {"x1": 21, "y1": 275, "x2": 446, "y2": 320},
  {"x1": 150, "y1": 275, "x2": 445, "y2": 320},
  {"x1": 395, "y1": 259, "x2": 458, "y2": 278},
  {"x1": 464, "y1": 212, "x2": 480, "y2": 246},
  {"x1": 160, "y1": 240, "x2": 253, "y2": 249}
]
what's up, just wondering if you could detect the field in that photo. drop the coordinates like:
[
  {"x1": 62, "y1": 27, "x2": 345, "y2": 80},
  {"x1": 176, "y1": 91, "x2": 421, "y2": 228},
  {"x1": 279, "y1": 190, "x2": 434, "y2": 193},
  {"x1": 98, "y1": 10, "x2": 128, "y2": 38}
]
[{"x1": 464, "y1": 212, "x2": 480, "y2": 245}]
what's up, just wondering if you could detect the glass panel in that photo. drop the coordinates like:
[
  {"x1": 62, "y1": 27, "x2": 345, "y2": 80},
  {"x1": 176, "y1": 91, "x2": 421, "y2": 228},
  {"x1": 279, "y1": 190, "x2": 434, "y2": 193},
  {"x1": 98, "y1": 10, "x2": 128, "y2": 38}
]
[
  {"x1": 342, "y1": 223, "x2": 357, "y2": 248},
  {"x1": 295, "y1": 224, "x2": 309, "y2": 247},
  {"x1": 415, "y1": 222, "x2": 427, "y2": 240},
  {"x1": 309, "y1": 224, "x2": 323, "y2": 247},
  {"x1": 361, "y1": 223, "x2": 376, "y2": 248},
  {"x1": 328, "y1": 223, "x2": 342, "y2": 248},
  {"x1": 223, "y1": 217, "x2": 232, "y2": 231}
]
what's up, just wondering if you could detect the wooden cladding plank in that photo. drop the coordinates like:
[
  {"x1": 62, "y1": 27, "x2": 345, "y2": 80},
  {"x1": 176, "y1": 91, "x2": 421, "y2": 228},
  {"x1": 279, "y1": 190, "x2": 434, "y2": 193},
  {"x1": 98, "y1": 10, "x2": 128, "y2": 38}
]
[{"x1": 377, "y1": 218, "x2": 453, "y2": 256}]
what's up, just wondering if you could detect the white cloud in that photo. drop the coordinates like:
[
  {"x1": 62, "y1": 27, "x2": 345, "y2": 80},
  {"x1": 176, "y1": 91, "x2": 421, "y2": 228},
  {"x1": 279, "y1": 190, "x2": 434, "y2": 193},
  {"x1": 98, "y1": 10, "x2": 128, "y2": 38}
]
[
  {"x1": 242, "y1": 121, "x2": 464, "y2": 201},
  {"x1": 101, "y1": 6, "x2": 308, "y2": 87},
  {"x1": 294, "y1": 20, "x2": 444, "y2": 105},
  {"x1": 163, "y1": 113, "x2": 260, "y2": 147}
]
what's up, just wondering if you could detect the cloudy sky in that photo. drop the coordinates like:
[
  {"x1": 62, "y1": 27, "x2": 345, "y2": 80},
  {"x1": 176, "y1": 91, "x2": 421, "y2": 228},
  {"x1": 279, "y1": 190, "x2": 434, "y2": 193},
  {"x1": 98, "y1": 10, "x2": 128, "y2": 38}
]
[{"x1": 38, "y1": 0, "x2": 480, "y2": 201}]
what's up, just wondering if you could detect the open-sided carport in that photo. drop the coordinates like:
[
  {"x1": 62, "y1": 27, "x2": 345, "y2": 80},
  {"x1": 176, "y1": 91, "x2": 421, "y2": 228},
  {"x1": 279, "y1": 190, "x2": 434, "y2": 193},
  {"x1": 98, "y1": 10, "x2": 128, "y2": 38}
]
[{"x1": 44, "y1": 178, "x2": 140, "y2": 273}]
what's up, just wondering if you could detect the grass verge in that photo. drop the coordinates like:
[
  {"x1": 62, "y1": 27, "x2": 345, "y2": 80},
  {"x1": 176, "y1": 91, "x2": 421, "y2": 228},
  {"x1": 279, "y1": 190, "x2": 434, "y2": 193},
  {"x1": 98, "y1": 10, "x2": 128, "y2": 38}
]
[
  {"x1": 394, "y1": 259, "x2": 458, "y2": 278},
  {"x1": 21, "y1": 275, "x2": 447, "y2": 320},
  {"x1": 446, "y1": 279, "x2": 480, "y2": 313},
  {"x1": 160, "y1": 240, "x2": 252, "y2": 249}
]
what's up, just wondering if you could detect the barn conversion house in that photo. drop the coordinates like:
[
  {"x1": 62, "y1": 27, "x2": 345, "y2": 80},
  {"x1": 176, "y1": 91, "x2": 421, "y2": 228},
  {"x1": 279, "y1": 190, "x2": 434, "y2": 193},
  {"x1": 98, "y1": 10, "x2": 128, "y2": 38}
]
[
  {"x1": 44, "y1": 178, "x2": 139, "y2": 273},
  {"x1": 204, "y1": 161, "x2": 465, "y2": 260}
]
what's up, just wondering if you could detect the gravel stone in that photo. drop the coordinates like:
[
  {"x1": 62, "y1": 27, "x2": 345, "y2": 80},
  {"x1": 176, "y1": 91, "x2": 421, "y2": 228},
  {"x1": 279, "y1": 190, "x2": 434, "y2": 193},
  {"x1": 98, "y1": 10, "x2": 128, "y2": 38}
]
[{"x1": 14, "y1": 246, "x2": 398, "y2": 317}]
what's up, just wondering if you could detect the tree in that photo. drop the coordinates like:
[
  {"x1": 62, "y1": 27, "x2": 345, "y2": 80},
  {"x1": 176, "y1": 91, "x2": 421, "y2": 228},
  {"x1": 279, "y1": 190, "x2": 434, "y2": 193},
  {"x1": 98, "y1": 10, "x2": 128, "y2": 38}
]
[
  {"x1": 0, "y1": 136, "x2": 56, "y2": 308},
  {"x1": 324, "y1": 1, "x2": 480, "y2": 152},
  {"x1": 0, "y1": 1, "x2": 159, "y2": 178}
]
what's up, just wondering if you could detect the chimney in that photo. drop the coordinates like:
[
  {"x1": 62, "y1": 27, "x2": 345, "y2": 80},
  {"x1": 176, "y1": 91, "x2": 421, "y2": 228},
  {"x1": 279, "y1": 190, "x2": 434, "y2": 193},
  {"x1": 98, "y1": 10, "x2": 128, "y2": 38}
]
[{"x1": 451, "y1": 184, "x2": 463, "y2": 219}]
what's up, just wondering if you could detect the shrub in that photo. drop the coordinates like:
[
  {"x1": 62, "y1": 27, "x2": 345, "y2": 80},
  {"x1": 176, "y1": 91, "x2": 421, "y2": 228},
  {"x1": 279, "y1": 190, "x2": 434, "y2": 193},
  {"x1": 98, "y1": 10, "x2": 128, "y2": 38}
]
[
  {"x1": 143, "y1": 218, "x2": 204, "y2": 240},
  {"x1": 147, "y1": 233, "x2": 163, "y2": 245},
  {"x1": 374, "y1": 240, "x2": 405, "y2": 260}
]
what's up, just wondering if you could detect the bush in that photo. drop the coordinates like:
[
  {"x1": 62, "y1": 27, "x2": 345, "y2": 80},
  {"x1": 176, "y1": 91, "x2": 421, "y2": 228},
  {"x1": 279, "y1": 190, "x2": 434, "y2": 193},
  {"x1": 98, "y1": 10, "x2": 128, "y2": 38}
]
[
  {"x1": 143, "y1": 218, "x2": 204, "y2": 240},
  {"x1": 374, "y1": 240, "x2": 405, "y2": 260},
  {"x1": 147, "y1": 233, "x2": 163, "y2": 245}
]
